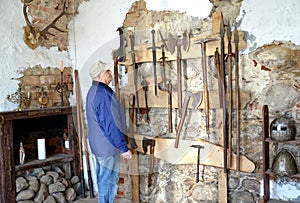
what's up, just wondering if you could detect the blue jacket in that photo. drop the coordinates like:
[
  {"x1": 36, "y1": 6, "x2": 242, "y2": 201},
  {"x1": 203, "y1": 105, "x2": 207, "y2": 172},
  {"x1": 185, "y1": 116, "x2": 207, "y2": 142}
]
[{"x1": 86, "y1": 81, "x2": 128, "y2": 157}]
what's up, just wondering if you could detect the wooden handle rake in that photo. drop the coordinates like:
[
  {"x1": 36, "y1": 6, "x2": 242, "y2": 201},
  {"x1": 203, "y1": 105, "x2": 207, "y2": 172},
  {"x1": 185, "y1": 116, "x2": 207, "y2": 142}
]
[{"x1": 75, "y1": 70, "x2": 94, "y2": 198}]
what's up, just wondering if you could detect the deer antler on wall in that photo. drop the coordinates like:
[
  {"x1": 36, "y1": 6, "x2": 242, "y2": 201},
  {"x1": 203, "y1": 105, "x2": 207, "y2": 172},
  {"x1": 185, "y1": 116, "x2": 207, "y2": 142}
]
[{"x1": 22, "y1": 0, "x2": 71, "y2": 50}]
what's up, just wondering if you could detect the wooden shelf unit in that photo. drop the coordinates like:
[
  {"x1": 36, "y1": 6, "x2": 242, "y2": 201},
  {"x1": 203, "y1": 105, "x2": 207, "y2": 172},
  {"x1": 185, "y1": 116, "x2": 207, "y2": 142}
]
[
  {"x1": 15, "y1": 153, "x2": 74, "y2": 172},
  {"x1": 262, "y1": 105, "x2": 300, "y2": 203},
  {"x1": 0, "y1": 107, "x2": 80, "y2": 202}
]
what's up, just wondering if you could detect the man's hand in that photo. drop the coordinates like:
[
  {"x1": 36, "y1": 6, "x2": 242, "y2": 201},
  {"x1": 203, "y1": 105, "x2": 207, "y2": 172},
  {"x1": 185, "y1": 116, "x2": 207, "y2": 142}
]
[{"x1": 121, "y1": 150, "x2": 132, "y2": 159}]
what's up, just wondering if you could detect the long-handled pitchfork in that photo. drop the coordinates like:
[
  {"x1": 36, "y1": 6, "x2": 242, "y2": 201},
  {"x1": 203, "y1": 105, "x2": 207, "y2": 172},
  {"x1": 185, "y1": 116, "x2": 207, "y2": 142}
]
[{"x1": 75, "y1": 70, "x2": 94, "y2": 198}]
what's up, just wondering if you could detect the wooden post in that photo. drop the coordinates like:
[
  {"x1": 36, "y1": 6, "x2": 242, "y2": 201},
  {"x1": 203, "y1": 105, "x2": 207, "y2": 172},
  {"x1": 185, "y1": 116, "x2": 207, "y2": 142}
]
[
  {"x1": 218, "y1": 169, "x2": 228, "y2": 203},
  {"x1": 131, "y1": 150, "x2": 140, "y2": 203},
  {"x1": 262, "y1": 105, "x2": 270, "y2": 203}
]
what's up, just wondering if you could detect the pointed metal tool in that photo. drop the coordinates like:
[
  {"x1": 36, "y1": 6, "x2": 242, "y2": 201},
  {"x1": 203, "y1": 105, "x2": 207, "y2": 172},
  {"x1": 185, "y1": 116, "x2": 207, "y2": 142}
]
[
  {"x1": 158, "y1": 30, "x2": 169, "y2": 52},
  {"x1": 194, "y1": 38, "x2": 217, "y2": 137},
  {"x1": 129, "y1": 34, "x2": 142, "y2": 125},
  {"x1": 147, "y1": 29, "x2": 161, "y2": 96},
  {"x1": 174, "y1": 91, "x2": 202, "y2": 148},
  {"x1": 141, "y1": 78, "x2": 150, "y2": 123},
  {"x1": 113, "y1": 27, "x2": 126, "y2": 100},
  {"x1": 159, "y1": 44, "x2": 168, "y2": 91},
  {"x1": 234, "y1": 26, "x2": 240, "y2": 172},
  {"x1": 227, "y1": 20, "x2": 233, "y2": 169},
  {"x1": 190, "y1": 144, "x2": 204, "y2": 183},
  {"x1": 219, "y1": 14, "x2": 228, "y2": 174}
]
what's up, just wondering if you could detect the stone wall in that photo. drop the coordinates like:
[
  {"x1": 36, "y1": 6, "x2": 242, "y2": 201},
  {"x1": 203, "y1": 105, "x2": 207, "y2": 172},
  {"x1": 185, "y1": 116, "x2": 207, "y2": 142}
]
[
  {"x1": 7, "y1": 65, "x2": 73, "y2": 110},
  {"x1": 117, "y1": 1, "x2": 300, "y2": 202},
  {"x1": 10, "y1": 0, "x2": 300, "y2": 202}
]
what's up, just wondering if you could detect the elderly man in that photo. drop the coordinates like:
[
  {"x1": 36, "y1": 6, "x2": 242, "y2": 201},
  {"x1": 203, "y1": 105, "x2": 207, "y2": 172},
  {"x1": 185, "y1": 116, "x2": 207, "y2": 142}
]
[{"x1": 86, "y1": 61, "x2": 132, "y2": 203}]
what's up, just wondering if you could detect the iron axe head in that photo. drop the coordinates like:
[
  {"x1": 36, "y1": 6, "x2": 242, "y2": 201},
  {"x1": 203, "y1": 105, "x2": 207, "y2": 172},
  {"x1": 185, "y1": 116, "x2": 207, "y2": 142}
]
[
  {"x1": 194, "y1": 37, "x2": 218, "y2": 45},
  {"x1": 182, "y1": 30, "x2": 191, "y2": 52},
  {"x1": 167, "y1": 33, "x2": 176, "y2": 54},
  {"x1": 142, "y1": 137, "x2": 155, "y2": 154},
  {"x1": 191, "y1": 91, "x2": 203, "y2": 109},
  {"x1": 158, "y1": 30, "x2": 169, "y2": 52},
  {"x1": 113, "y1": 27, "x2": 126, "y2": 62},
  {"x1": 183, "y1": 91, "x2": 203, "y2": 109},
  {"x1": 190, "y1": 144, "x2": 204, "y2": 149}
]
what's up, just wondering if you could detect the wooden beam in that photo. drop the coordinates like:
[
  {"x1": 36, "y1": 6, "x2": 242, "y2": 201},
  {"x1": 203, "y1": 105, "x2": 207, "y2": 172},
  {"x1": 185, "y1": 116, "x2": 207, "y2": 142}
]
[
  {"x1": 131, "y1": 150, "x2": 139, "y2": 203},
  {"x1": 121, "y1": 86, "x2": 250, "y2": 110},
  {"x1": 218, "y1": 169, "x2": 228, "y2": 203},
  {"x1": 130, "y1": 134, "x2": 255, "y2": 173},
  {"x1": 121, "y1": 31, "x2": 246, "y2": 65}
]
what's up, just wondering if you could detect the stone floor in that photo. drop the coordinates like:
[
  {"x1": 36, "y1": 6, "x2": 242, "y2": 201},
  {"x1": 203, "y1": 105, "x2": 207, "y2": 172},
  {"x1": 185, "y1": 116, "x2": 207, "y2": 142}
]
[
  {"x1": 267, "y1": 200, "x2": 295, "y2": 203},
  {"x1": 73, "y1": 195, "x2": 295, "y2": 203},
  {"x1": 73, "y1": 197, "x2": 133, "y2": 203}
]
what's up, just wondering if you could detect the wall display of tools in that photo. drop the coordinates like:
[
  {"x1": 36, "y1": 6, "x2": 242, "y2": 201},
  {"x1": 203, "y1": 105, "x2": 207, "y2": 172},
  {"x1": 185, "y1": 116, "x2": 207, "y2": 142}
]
[
  {"x1": 111, "y1": 11, "x2": 252, "y2": 174},
  {"x1": 111, "y1": 10, "x2": 256, "y2": 203}
]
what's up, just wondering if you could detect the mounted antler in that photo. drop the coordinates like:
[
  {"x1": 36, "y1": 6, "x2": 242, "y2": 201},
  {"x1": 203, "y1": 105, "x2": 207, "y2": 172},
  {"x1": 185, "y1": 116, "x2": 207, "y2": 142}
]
[
  {"x1": 23, "y1": 0, "x2": 41, "y2": 49},
  {"x1": 40, "y1": 1, "x2": 69, "y2": 40},
  {"x1": 22, "y1": 0, "x2": 70, "y2": 49}
]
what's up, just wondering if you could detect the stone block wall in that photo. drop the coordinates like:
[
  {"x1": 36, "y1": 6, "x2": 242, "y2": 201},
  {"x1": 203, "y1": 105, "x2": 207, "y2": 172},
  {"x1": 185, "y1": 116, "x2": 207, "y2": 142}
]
[
  {"x1": 14, "y1": 0, "x2": 300, "y2": 202},
  {"x1": 7, "y1": 65, "x2": 73, "y2": 110},
  {"x1": 116, "y1": 1, "x2": 300, "y2": 202}
]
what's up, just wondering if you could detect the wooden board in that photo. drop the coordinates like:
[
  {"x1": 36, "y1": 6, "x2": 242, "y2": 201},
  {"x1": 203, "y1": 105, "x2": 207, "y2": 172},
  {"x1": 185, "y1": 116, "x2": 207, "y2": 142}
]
[
  {"x1": 121, "y1": 32, "x2": 247, "y2": 65},
  {"x1": 121, "y1": 86, "x2": 250, "y2": 110},
  {"x1": 131, "y1": 150, "x2": 139, "y2": 203},
  {"x1": 218, "y1": 169, "x2": 228, "y2": 203},
  {"x1": 132, "y1": 134, "x2": 255, "y2": 173}
]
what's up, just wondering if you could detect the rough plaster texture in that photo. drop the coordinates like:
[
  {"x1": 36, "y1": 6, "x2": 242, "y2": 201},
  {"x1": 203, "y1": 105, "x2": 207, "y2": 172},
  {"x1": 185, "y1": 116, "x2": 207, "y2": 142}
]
[
  {"x1": 238, "y1": 0, "x2": 300, "y2": 53},
  {"x1": 1, "y1": 0, "x2": 300, "y2": 202},
  {"x1": 0, "y1": 0, "x2": 71, "y2": 111}
]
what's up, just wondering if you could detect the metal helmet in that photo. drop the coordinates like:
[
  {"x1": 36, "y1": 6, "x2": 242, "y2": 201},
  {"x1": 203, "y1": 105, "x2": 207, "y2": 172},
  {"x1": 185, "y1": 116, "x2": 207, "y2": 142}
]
[
  {"x1": 271, "y1": 149, "x2": 298, "y2": 176},
  {"x1": 270, "y1": 116, "x2": 296, "y2": 141}
]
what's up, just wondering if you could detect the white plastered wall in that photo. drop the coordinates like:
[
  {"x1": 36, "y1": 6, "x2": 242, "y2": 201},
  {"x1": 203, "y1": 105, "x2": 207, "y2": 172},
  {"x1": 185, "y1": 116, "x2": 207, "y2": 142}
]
[{"x1": 0, "y1": 0, "x2": 299, "y2": 200}]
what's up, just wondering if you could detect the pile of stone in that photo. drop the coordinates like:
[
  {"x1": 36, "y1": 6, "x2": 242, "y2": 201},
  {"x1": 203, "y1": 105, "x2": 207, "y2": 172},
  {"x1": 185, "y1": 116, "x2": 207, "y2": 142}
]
[{"x1": 16, "y1": 163, "x2": 81, "y2": 203}]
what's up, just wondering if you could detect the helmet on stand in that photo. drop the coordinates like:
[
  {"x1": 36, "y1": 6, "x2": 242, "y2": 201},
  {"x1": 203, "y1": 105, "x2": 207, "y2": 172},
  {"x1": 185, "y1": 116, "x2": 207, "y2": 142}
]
[
  {"x1": 271, "y1": 149, "x2": 298, "y2": 176},
  {"x1": 270, "y1": 117, "x2": 296, "y2": 141}
]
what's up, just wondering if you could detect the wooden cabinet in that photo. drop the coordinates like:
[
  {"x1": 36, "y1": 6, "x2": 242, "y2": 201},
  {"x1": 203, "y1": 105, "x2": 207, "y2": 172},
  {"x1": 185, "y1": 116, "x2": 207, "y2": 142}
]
[
  {"x1": 262, "y1": 105, "x2": 300, "y2": 203},
  {"x1": 0, "y1": 107, "x2": 79, "y2": 202}
]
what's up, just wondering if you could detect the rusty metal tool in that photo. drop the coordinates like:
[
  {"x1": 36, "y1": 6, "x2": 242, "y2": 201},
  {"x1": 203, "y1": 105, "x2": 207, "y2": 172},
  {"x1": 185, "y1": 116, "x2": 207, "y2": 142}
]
[
  {"x1": 141, "y1": 78, "x2": 150, "y2": 123},
  {"x1": 167, "y1": 32, "x2": 190, "y2": 118},
  {"x1": 78, "y1": 86, "x2": 95, "y2": 198},
  {"x1": 177, "y1": 38, "x2": 183, "y2": 118},
  {"x1": 174, "y1": 91, "x2": 192, "y2": 148},
  {"x1": 147, "y1": 29, "x2": 161, "y2": 96},
  {"x1": 234, "y1": 26, "x2": 240, "y2": 172},
  {"x1": 158, "y1": 30, "x2": 169, "y2": 52},
  {"x1": 167, "y1": 32, "x2": 182, "y2": 116},
  {"x1": 128, "y1": 94, "x2": 139, "y2": 202},
  {"x1": 262, "y1": 105, "x2": 270, "y2": 202},
  {"x1": 113, "y1": 27, "x2": 126, "y2": 100},
  {"x1": 129, "y1": 34, "x2": 141, "y2": 125},
  {"x1": 195, "y1": 38, "x2": 217, "y2": 136},
  {"x1": 167, "y1": 80, "x2": 173, "y2": 133},
  {"x1": 215, "y1": 48, "x2": 223, "y2": 108},
  {"x1": 74, "y1": 70, "x2": 86, "y2": 198},
  {"x1": 182, "y1": 30, "x2": 191, "y2": 52},
  {"x1": 174, "y1": 91, "x2": 202, "y2": 148},
  {"x1": 220, "y1": 15, "x2": 228, "y2": 173},
  {"x1": 159, "y1": 44, "x2": 167, "y2": 91},
  {"x1": 142, "y1": 137, "x2": 156, "y2": 187},
  {"x1": 128, "y1": 93, "x2": 138, "y2": 149},
  {"x1": 0, "y1": 115, "x2": 4, "y2": 137},
  {"x1": 227, "y1": 21, "x2": 233, "y2": 168},
  {"x1": 190, "y1": 144, "x2": 204, "y2": 183}
]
